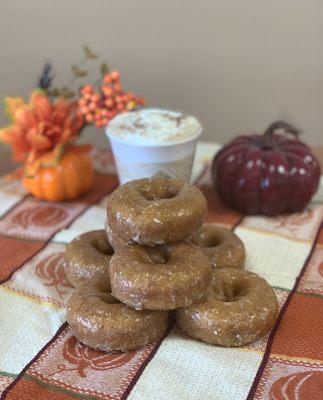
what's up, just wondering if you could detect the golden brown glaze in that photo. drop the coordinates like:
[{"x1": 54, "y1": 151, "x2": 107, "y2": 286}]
[
  {"x1": 65, "y1": 230, "x2": 114, "y2": 288},
  {"x1": 106, "y1": 178, "x2": 207, "y2": 245},
  {"x1": 110, "y1": 242, "x2": 212, "y2": 310},
  {"x1": 177, "y1": 268, "x2": 278, "y2": 346},
  {"x1": 105, "y1": 219, "x2": 128, "y2": 249},
  {"x1": 66, "y1": 282, "x2": 169, "y2": 352},
  {"x1": 190, "y1": 225, "x2": 245, "y2": 269}
]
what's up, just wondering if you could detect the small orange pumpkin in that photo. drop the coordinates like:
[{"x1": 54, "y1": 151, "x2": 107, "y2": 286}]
[{"x1": 23, "y1": 145, "x2": 93, "y2": 202}]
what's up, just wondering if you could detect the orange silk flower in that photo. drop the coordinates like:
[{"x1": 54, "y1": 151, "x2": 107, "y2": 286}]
[{"x1": 0, "y1": 90, "x2": 84, "y2": 163}]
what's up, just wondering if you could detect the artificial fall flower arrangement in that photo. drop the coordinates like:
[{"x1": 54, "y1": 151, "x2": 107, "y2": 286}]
[{"x1": 0, "y1": 46, "x2": 145, "y2": 202}]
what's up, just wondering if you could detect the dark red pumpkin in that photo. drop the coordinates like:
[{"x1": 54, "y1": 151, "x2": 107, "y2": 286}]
[{"x1": 211, "y1": 121, "x2": 321, "y2": 216}]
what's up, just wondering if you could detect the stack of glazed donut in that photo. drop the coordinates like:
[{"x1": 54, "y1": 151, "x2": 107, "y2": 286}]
[{"x1": 65, "y1": 178, "x2": 278, "y2": 352}]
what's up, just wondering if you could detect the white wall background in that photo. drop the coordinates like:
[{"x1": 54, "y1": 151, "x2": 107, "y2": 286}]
[{"x1": 0, "y1": 0, "x2": 322, "y2": 171}]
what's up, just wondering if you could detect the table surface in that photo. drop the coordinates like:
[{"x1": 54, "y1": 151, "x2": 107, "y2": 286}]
[
  {"x1": 0, "y1": 145, "x2": 322, "y2": 400},
  {"x1": 0, "y1": 145, "x2": 322, "y2": 175}
]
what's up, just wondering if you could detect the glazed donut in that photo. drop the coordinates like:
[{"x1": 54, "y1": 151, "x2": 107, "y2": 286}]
[
  {"x1": 65, "y1": 230, "x2": 114, "y2": 288},
  {"x1": 105, "y1": 219, "x2": 128, "y2": 249},
  {"x1": 110, "y1": 242, "x2": 212, "y2": 310},
  {"x1": 66, "y1": 283, "x2": 169, "y2": 352},
  {"x1": 189, "y1": 225, "x2": 245, "y2": 269},
  {"x1": 106, "y1": 178, "x2": 207, "y2": 246},
  {"x1": 177, "y1": 268, "x2": 278, "y2": 346}
]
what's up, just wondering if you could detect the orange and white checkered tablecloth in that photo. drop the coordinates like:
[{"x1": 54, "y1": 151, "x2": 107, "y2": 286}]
[{"x1": 0, "y1": 144, "x2": 322, "y2": 400}]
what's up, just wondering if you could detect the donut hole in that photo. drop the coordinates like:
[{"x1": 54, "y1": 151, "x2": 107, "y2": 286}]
[
  {"x1": 195, "y1": 233, "x2": 222, "y2": 248},
  {"x1": 137, "y1": 184, "x2": 180, "y2": 201},
  {"x1": 92, "y1": 237, "x2": 114, "y2": 256},
  {"x1": 145, "y1": 245, "x2": 172, "y2": 264},
  {"x1": 217, "y1": 281, "x2": 248, "y2": 302}
]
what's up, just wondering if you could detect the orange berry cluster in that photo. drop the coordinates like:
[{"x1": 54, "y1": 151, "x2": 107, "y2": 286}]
[{"x1": 78, "y1": 71, "x2": 145, "y2": 128}]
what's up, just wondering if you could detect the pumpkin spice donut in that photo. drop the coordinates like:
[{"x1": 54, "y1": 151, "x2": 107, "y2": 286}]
[
  {"x1": 106, "y1": 178, "x2": 207, "y2": 246},
  {"x1": 105, "y1": 219, "x2": 128, "y2": 249},
  {"x1": 189, "y1": 225, "x2": 246, "y2": 269},
  {"x1": 177, "y1": 268, "x2": 278, "y2": 347},
  {"x1": 65, "y1": 230, "x2": 114, "y2": 288},
  {"x1": 110, "y1": 242, "x2": 212, "y2": 310},
  {"x1": 66, "y1": 282, "x2": 169, "y2": 352}
]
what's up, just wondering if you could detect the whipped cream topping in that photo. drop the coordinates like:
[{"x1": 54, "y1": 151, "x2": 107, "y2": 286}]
[{"x1": 106, "y1": 109, "x2": 201, "y2": 146}]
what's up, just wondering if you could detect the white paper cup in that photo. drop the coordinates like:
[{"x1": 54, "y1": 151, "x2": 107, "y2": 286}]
[{"x1": 105, "y1": 110, "x2": 202, "y2": 184}]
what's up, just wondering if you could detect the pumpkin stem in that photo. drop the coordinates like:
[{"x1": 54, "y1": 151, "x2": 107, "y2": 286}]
[{"x1": 263, "y1": 120, "x2": 299, "y2": 147}]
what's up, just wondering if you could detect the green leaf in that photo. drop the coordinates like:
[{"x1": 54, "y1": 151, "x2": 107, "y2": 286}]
[
  {"x1": 60, "y1": 86, "x2": 75, "y2": 99},
  {"x1": 71, "y1": 65, "x2": 88, "y2": 77},
  {"x1": 47, "y1": 87, "x2": 60, "y2": 97},
  {"x1": 100, "y1": 62, "x2": 109, "y2": 75},
  {"x1": 83, "y1": 45, "x2": 98, "y2": 59}
]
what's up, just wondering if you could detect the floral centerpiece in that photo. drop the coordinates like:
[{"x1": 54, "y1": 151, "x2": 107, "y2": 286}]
[{"x1": 0, "y1": 47, "x2": 145, "y2": 201}]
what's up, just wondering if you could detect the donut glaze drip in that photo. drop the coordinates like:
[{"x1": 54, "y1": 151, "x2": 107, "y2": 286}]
[
  {"x1": 65, "y1": 230, "x2": 114, "y2": 289},
  {"x1": 66, "y1": 284, "x2": 169, "y2": 352},
  {"x1": 110, "y1": 242, "x2": 212, "y2": 310},
  {"x1": 106, "y1": 178, "x2": 207, "y2": 246},
  {"x1": 189, "y1": 225, "x2": 246, "y2": 269},
  {"x1": 177, "y1": 268, "x2": 278, "y2": 347}
]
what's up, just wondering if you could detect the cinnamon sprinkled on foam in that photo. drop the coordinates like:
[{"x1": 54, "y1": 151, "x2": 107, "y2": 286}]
[{"x1": 107, "y1": 109, "x2": 201, "y2": 145}]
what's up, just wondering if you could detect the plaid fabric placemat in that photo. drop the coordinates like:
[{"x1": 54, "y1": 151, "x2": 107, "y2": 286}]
[{"x1": 0, "y1": 145, "x2": 322, "y2": 400}]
